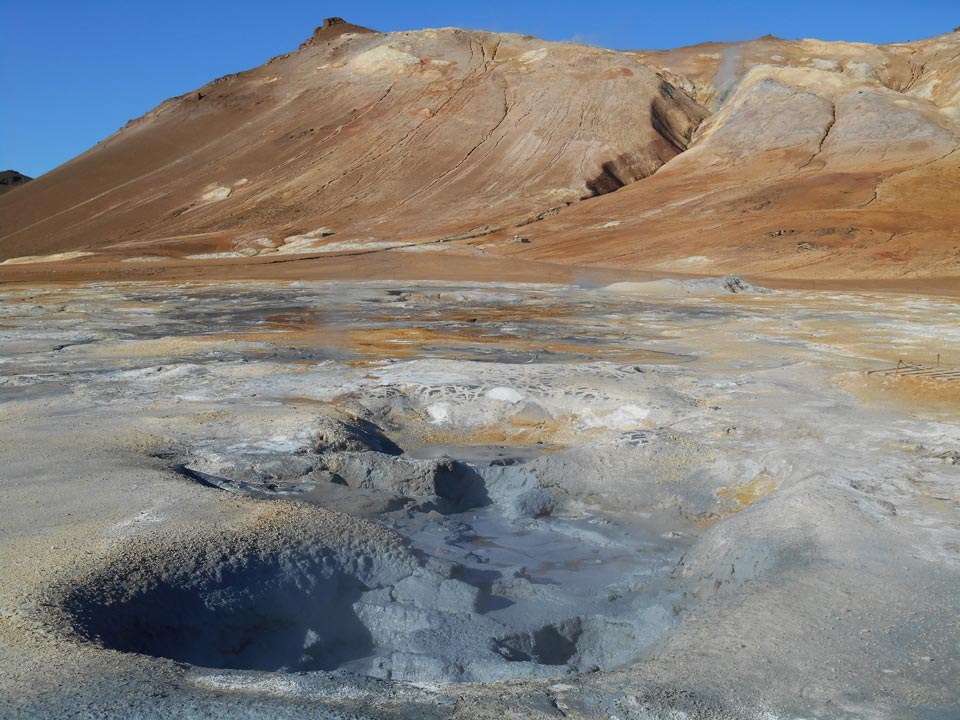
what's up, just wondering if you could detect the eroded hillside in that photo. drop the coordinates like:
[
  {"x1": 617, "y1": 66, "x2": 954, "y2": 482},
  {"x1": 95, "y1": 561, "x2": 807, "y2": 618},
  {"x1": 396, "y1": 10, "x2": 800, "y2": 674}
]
[
  {"x1": 0, "y1": 19, "x2": 706, "y2": 263},
  {"x1": 500, "y1": 32, "x2": 960, "y2": 279},
  {"x1": 1, "y1": 20, "x2": 958, "y2": 281}
]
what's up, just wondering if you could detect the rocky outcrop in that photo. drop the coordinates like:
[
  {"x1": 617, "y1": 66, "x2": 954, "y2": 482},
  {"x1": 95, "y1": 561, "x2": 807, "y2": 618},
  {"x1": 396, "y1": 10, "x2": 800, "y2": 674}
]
[
  {"x1": 0, "y1": 170, "x2": 31, "y2": 195},
  {"x1": 299, "y1": 16, "x2": 377, "y2": 49}
]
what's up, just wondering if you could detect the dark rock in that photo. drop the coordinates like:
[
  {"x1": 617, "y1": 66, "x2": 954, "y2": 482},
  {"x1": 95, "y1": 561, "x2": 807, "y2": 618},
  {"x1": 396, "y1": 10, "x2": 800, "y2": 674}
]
[{"x1": 0, "y1": 170, "x2": 32, "y2": 195}]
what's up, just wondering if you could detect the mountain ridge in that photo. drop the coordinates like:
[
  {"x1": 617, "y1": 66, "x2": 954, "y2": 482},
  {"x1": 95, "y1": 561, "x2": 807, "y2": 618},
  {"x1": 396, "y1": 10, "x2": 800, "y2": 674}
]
[{"x1": 1, "y1": 21, "x2": 958, "y2": 281}]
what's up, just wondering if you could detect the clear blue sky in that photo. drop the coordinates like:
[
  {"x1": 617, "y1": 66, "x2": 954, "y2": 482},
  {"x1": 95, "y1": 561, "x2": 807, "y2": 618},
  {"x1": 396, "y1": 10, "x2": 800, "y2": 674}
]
[{"x1": 1, "y1": 0, "x2": 955, "y2": 178}]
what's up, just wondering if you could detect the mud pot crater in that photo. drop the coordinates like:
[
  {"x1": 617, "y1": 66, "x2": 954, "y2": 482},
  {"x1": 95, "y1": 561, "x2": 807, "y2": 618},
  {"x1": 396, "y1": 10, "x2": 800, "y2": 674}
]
[{"x1": 60, "y1": 417, "x2": 695, "y2": 684}]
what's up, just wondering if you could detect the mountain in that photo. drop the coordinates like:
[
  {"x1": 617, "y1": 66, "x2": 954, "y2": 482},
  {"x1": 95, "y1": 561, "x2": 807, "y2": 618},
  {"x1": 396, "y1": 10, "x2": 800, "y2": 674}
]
[
  {"x1": 1, "y1": 19, "x2": 958, "y2": 282},
  {"x1": 0, "y1": 170, "x2": 32, "y2": 195},
  {"x1": 492, "y1": 33, "x2": 960, "y2": 279}
]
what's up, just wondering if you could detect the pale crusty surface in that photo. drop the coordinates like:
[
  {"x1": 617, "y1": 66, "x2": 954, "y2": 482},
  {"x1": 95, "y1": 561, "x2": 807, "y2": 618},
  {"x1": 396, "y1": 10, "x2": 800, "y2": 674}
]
[{"x1": 1, "y1": 279, "x2": 958, "y2": 718}]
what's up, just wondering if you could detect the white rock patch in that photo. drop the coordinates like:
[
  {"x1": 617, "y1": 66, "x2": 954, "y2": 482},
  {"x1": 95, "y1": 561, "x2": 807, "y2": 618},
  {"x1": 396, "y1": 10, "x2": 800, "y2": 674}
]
[
  {"x1": 809, "y1": 58, "x2": 839, "y2": 71},
  {"x1": 518, "y1": 48, "x2": 548, "y2": 65},
  {"x1": 352, "y1": 45, "x2": 422, "y2": 74},
  {"x1": 579, "y1": 404, "x2": 651, "y2": 430},
  {"x1": 427, "y1": 403, "x2": 450, "y2": 424},
  {"x1": 201, "y1": 186, "x2": 232, "y2": 202},
  {"x1": 0, "y1": 251, "x2": 95, "y2": 265},
  {"x1": 185, "y1": 251, "x2": 248, "y2": 260},
  {"x1": 485, "y1": 387, "x2": 524, "y2": 404}
]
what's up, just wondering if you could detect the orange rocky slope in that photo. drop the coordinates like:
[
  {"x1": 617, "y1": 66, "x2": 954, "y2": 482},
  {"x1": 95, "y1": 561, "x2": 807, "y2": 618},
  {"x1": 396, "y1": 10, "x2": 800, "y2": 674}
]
[
  {"x1": 491, "y1": 32, "x2": 960, "y2": 279},
  {"x1": 1, "y1": 20, "x2": 958, "y2": 281},
  {"x1": 0, "y1": 19, "x2": 705, "y2": 263}
]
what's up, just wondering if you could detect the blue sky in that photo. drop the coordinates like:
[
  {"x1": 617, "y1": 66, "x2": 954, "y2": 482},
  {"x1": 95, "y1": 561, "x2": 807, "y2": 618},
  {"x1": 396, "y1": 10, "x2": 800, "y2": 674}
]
[{"x1": 1, "y1": 0, "x2": 955, "y2": 177}]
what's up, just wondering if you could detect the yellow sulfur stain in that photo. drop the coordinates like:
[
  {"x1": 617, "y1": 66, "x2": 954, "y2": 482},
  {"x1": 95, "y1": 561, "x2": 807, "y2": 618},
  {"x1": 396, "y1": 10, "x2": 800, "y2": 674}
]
[{"x1": 716, "y1": 473, "x2": 778, "y2": 510}]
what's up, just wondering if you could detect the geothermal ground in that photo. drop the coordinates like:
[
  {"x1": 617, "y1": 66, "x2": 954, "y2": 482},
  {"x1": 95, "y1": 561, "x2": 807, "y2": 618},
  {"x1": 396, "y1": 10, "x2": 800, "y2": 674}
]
[{"x1": 1, "y1": 277, "x2": 958, "y2": 718}]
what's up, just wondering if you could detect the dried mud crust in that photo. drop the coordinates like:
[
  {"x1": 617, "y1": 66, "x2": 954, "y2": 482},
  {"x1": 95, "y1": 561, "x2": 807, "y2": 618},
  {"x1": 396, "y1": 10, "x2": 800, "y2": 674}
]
[
  {"x1": 1, "y1": 280, "x2": 958, "y2": 719},
  {"x1": 53, "y1": 401, "x2": 695, "y2": 685},
  {"x1": 50, "y1": 503, "x2": 421, "y2": 672}
]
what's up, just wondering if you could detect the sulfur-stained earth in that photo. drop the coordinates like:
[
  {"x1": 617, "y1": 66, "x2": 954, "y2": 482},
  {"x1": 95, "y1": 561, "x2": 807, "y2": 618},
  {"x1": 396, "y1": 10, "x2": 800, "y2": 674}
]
[{"x1": 0, "y1": 277, "x2": 957, "y2": 718}]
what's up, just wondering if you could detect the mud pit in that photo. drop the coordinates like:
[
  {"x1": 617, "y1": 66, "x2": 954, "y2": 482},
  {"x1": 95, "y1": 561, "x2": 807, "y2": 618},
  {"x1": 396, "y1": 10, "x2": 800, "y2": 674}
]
[
  {"x1": 66, "y1": 438, "x2": 688, "y2": 683},
  {"x1": 1, "y1": 279, "x2": 959, "y2": 718}
]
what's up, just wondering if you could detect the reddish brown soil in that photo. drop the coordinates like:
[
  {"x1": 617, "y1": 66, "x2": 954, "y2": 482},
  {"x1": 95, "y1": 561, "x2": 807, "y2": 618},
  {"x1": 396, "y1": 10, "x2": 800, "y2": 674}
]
[{"x1": 1, "y1": 24, "x2": 958, "y2": 287}]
